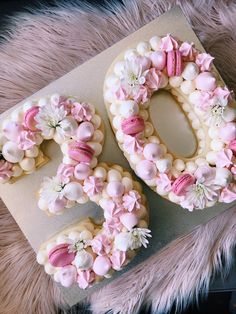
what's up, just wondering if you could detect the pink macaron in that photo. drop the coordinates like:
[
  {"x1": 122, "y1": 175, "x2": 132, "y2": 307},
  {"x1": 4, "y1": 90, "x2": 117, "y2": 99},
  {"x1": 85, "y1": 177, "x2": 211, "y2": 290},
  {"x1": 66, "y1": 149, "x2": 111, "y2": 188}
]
[
  {"x1": 68, "y1": 141, "x2": 94, "y2": 163},
  {"x1": 167, "y1": 50, "x2": 182, "y2": 77},
  {"x1": 229, "y1": 139, "x2": 236, "y2": 155},
  {"x1": 121, "y1": 115, "x2": 145, "y2": 136},
  {"x1": 48, "y1": 243, "x2": 75, "y2": 267},
  {"x1": 24, "y1": 106, "x2": 40, "y2": 131},
  {"x1": 172, "y1": 174, "x2": 195, "y2": 196}
]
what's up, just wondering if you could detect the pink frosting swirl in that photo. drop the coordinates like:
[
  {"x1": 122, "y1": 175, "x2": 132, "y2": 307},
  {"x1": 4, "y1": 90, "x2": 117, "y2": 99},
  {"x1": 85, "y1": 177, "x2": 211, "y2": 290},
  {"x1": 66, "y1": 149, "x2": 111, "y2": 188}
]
[
  {"x1": 57, "y1": 163, "x2": 75, "y2": 183},
  {"x1": 122, "y1": 190, "x2": 141, "y2": 212},
  {"x1": 77, "y1": 270, "x2": 95, "y2": 289},
  {"x1": 160, "y1": 34, "x2": 179, "y2": 52},
  {"x1": 219, "y1": 184, "x2": 236, "y2": 203},
  {"x1": 110, "y1": 250, "x2": 126, "y2": 270},
  {"x1": 18, "y1": 130, "x2": 37, "y2": 150},
  {"x1": 71, "y1": 102, "x2": 92, "y2": 122},
  {"x1": 83, "y1": 176, "x2": 104, "y2": 197},
  {"x1": 145, "y1": 68, "x2": 162, "y2": 91},
  {"x1": 91, "y1": 234, "x2": 112, "y2": 256},
  {"x1": 196, "y1": 53, "x2": 214, "y2": 71}
]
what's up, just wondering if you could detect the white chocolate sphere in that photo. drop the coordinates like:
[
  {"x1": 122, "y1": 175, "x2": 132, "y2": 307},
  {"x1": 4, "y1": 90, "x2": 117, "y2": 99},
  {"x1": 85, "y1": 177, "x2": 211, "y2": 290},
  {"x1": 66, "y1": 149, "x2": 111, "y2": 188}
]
[
  {"x1": 2, "y1": 141, "x2": 24, "y2": 163},
  {"x1": 182, "y1": 62, "x2": 199, "y2": 80},
  {"x1": 19, "y1": 157, "x2": 35, "y2": 171}
]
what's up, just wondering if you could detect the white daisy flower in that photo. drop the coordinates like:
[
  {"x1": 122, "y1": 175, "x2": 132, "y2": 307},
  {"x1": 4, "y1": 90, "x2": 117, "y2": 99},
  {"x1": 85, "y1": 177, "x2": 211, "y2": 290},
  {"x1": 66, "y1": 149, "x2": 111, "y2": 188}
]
[
  {"x1": 68, "y1": 230, "x2": 93, "y2": 253},
  {"x1": 129, "y1": 228, "x2": 152, "y2": 250},
  {"x1": 40, "y1": 176, "x2": 66, "y2": 204},
  {"x1": 121, "y1": 59, "x2": 145, "y2": 95},
  {"x1": 35, "y1": 102, "x2": 74, "y2": 138}
]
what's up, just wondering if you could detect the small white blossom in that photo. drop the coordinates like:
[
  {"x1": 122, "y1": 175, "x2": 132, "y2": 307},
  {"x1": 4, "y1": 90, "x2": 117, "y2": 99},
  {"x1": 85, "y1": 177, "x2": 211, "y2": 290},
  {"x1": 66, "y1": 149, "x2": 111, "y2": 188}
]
[
  {"x1": 204, "y1": 98, "x2": 227, "y2": 127},
  {"x1": 68, "y1": 230, "x2": 93, "y2": 253},
  {"x1": 39, "y1": 176, "x2": 65, "y2": 204},
  {"x1": 121, "y1": 59, "x2": 145, "y2": 95},
  {"x1": 114, "y1": 228, "x2": 151, "y2": 251}
]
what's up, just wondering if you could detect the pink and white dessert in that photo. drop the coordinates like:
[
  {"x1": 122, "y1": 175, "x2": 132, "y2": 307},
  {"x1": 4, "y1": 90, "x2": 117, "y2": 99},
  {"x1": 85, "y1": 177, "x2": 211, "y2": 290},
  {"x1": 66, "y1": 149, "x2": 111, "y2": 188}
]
[{"x1": 104, "y1": 34, "x2": 236, "y2": 210}]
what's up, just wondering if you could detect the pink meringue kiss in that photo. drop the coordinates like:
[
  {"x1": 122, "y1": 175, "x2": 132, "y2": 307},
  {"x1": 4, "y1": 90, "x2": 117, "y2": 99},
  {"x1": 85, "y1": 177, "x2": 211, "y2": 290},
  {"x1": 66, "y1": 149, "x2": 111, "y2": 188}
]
[
  {"x1": 68, "y1": 141, "x2": 94, "y2": 163},
  {"x1": 58, "y1": 265, "x2": 77, "y2": 287},
  {"x1": 24, "y1": 106, "x2": 40, "y2": 131},
  {"x1": 106, "y1": 181, "x2": 124, "y2": 198},
  {"x1": 229, "y1": 139, "x2": 236, "y2": 155},
  {"x1": 150, "y1": 51, "x2": 166, "y2": 70},
  {"x1": 167, "y1": 50, "x2": 182, "y2": 77},
  {"x1": 219, "y1": 122, "x2": 236, "y2": 143},
  {"x1": 143, "y1": 143, "x2": 162, "y2": 161},
  {"x1": 136, "y1": 160, "x2": 157, "y2": 180},
  {"x1": 48, "y1": 243, "x2": 75, "y2": 267},
  {"x1": 195, "y1": 72, "x2": 216, "y2": 91},
  {"x1": 120, "y1": 212, "x2": 139, "y2": 230},
  {"x1": 121, "y1": 115, "x2": 145, "y2": 136},
  {"x1": 93, "y1": 256, "x2": 111, "y2": 276},
  {"x1": 48, "y1": 197, "x2": 67, "y2": 213},
  {"x1": 3, "y1": 121, "x2": 22, "y2": 142},
  {"x1": 74, "y1": 163, "x2": 91, "y2": 180},
  {"x1": 76, "y1": 122, "x2": 94, "y2": 142},
  {"x1": 172, "y1": 174, "x2": 195, "y2": 196}
]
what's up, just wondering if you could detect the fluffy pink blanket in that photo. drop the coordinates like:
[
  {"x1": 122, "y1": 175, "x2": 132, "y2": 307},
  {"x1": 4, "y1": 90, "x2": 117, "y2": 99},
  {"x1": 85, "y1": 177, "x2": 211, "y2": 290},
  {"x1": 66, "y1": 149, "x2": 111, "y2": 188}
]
[{"x1": 1, "y1": 1, "x2": 236, "y2": 313}]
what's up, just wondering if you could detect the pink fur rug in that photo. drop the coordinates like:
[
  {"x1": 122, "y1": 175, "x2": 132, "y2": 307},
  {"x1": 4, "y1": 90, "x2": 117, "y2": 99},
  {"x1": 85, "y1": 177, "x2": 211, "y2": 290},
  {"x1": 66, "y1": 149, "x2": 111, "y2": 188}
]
[{"x1": 1, "y1": 1, "x2": 236, "y2": 313}]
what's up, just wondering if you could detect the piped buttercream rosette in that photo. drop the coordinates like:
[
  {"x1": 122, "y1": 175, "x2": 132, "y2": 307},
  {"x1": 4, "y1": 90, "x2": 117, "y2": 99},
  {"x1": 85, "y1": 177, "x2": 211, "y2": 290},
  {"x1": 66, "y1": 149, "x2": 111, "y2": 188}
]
[{"x1": 104, "y1": 34, "x2": 236, "y2": 211}]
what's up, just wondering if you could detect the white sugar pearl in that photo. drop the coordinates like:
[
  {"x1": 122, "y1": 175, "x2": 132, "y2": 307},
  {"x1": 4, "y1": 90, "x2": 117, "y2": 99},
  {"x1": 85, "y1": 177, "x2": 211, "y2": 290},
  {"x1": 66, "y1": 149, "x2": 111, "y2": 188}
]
[
  {"x1": 87, "y1": 142, "x2": 102, "y2": 156},
  {"x1": 210, "y1": 139, "x2": 224, "y2": 151},
  {"x1": 105, "y1": 74, "x2": 119, "y2": 88},
  {"x1": 145, "y1": 178, "x2": 157, "y2": 186},
  {"x1": 139, "y1": 110, "x2": 149, "y2": 121},
  {"x1": 23, "y1": 101, "x2": 34, "y2": 112},
  {"x1": 112, "y1": 115, "x2": 122, "y2": 129},
  {"x1": 35, "y1": 134, "x2": 43, "y2": 145},
  {"x1": 156, "y1": 158, "x2": 171, "y2": 173},
  {"x1": 63, "y1": 156, "x2": 77, "y2": 165},
  {"x1": 199, "y1": 140, "x2": 205, "y2": 148},
  {"x1": 182, "y1": 103, "x2": 191, "y2": 112},
  {"x1": 19, "y1": 157, "x2": 35, "y2": 171},
  {"x1": 182, "y1": 62, "x2": 199, "y2": 81},
  {"x1": 92, "y1": 130, "x2": 104, "y2": 143},
  {"x1": 160, "y1": 74, "x2": 168, "y2": 88},
  {"x1": 169, "y1": 76, "x2": 183, "y2": 87},
  {"x1": 2, "y1": 141, "x2": 24, "y2": 163},
  {"x1": 144, "y1": 122, "x2": 154, "y2": 137},
  {"x1": 25, "y1": 146, "x2": 39, "y2": 158},
  {"x1": 61, "y1": 142, "x2": 69, "y2": 154},
  {"x1": 12, "y1": 165, "x2": 23, "y2": 177},
  {"x1": 65, "y1": 200, "x2": 76, "y2": 208},
  {"x1": 45, "y1": 264, "x2": 55, "y2": 275},
  {"x1": 189, "y1": 90, "x2": 201, "y2": 105},
  {"x1": 124, "y1": 49, "x2": 138, "y2": 60},
  {"x1": 114, "y1": 61, "x2": 125, "y2": 77},
  {"x1": 116, "y1": 130, "x2": 124, "y2": 142},
  {"x1": 107, "y1": 169, "x2": 122, "y2": 182},
  {"x1": 122, "y1": 177, "x2": 133, "y2": 192},
  {"x1": 90, "y1": 157, "x2": 97, "y2": 168},
  {"x1": 10, "y1": 108, "x2": 24, "y2": 123},
  {"x1": 208, "y1": 127, "x2": 219, "y2": 139},
  {"x1": 149, "y1": 36, "x2": 162, "y2": 50},
  {"x1": 94, "y1": 167, "x2": 107, "y2": 180},
  {"x1": 149, "y1": 136, "x2": 160, "y2": 144},
  {"x1": 56, "y1": 234, "x2": 68, "y2": 244},
  {"x1": 223, "y1": 107, "x2": 236, "y2": 122},
  {"x1": 123, "y1": 171, "x2": 132, "y2": 178},
  {"x1": 104, "y1": 90, "x2": 115, "y2": 103},
  {"x1": 137, "y1": 42, "x2": 151, "y2": 55},
  {"x1": 130, "y1": 154, "x2": 143, "y2": 165},
  {"x1": 46, "y1": 242, "x2": 56, "y2": 253},
  {"x1": 197, "y1": 129, "x2": 205, "y2": 139},
  {"x1": 159, "y1": 144, "x2": 167, "y2": 154},
  {"x1": 195, "y1": 157, "x2": 207, "y2": 166},
  {"x1": 180, "y1": 80, "x2": 196, "y2": 95},
  {"x1": 36, "y1": 251, "x2": 47, "y2": 265},
  {"x1": 192, "y1": 119, "x2": 200, "y2": 129},
  {"x1": 64, "y1": 182, "x2": 83, "y2": 201},
  {"x1": 173, "y1": 159, "x2": 185, "y2": 171},
  {"x1": 91, "y1": 115, "x2": 101, "y2": 129},
  {"x1": 38, "y1": 198, "x2": 48, "y2": 211},
  {"x1": 119, "y1": 100, "x2": 139, "y2": 118},
  {"x1": 188, "y1": 112, "x2": 195, "y2": 121},
  {"x1": 206, "y1": 151, "x2": 216, "y2": 165},
  {"x1": 110, "y1": 103, "x2": 120, "y2": 115},
  {"x1": 38, "y1": 98, "x2": 48, "y2": 107},
  {"x1": 170, "y1": 168, "x2": 181, "y2": 179},
  {"x1": 186, "y1": 161, "x2": 197, "y2": 173}
]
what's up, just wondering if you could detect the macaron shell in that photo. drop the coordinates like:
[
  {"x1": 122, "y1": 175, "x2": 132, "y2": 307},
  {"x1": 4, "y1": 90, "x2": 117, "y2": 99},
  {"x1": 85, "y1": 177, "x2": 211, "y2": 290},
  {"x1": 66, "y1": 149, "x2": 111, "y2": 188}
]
[
  {"x1": 167, "y1": 51, "x2": 176, "y2": 77},
  {"x1": 48, "y1": 243, "x2": 75, "y2": 267},
  {"x1": 175, "y1": 50, "x2": 182, "y2": 76},
  {"x1": 121, "y1": 115, "x2": 145, "y2": 135},
  {"x1": 172, "y1": 174, "x2": 195, "y2": 196}
]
